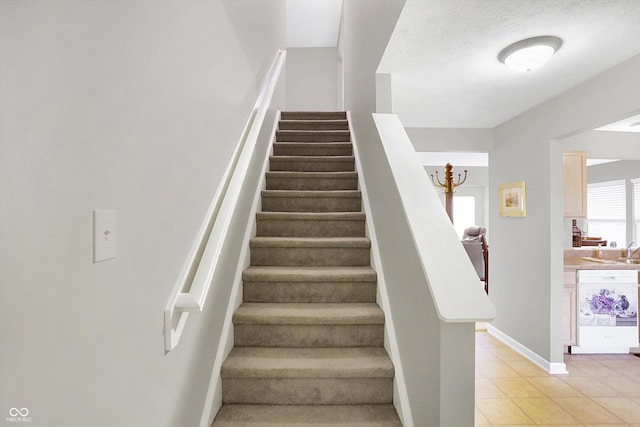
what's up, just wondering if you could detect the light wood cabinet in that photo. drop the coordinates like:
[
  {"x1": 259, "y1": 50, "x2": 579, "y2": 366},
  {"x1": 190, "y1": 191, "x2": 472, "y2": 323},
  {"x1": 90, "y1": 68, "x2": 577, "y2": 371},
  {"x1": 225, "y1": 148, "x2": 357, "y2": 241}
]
[
  {"x1": 563, "y1": 150, "x2": 587, "y2": 218},
  {"x1": 563, "y1": 271, "x2": 577, "y2": 347}
]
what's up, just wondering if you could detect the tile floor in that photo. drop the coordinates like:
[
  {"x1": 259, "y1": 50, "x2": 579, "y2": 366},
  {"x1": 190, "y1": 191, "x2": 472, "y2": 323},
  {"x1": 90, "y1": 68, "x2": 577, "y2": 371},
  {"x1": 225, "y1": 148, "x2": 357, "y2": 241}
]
[{"x1": 475, "y1": 331, "x2": 640, "y2": 426}]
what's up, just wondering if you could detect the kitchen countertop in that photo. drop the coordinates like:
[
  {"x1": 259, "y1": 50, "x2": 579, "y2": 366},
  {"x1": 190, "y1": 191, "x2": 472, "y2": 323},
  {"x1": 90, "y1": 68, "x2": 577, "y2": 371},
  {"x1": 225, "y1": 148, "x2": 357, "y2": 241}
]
[
  {"x1": 564, "y1": 248, "x2": 640, "y2": 274},
  {"x1": 563, "y1": 257, "x2": 640, "y2": 271}
]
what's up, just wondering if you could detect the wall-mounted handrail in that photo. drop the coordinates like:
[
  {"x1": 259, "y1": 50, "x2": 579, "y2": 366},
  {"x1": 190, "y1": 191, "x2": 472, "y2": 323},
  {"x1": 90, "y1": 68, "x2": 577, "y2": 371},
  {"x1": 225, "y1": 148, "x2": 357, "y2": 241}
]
[
  {"x1": 372, "y1": 113, "x2": 495, "y2": 322},
  {"x1": 164, "y1": 50, "x2": 287, "y2": 351}
]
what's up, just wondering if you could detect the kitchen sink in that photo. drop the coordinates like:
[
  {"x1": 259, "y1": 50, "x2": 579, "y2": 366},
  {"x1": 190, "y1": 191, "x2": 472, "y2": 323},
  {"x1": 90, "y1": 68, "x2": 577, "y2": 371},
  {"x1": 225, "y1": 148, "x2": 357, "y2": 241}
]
[{"x1": 617, "y1": 257, "x2": 640, "y2": 264}]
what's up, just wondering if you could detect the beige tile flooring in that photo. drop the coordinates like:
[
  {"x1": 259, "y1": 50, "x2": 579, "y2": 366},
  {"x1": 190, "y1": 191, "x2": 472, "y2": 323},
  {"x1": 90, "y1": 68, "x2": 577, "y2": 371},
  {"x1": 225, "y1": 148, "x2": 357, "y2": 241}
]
[{"x1": 475, "y1": 331, "x2": 640, "y2": 426}]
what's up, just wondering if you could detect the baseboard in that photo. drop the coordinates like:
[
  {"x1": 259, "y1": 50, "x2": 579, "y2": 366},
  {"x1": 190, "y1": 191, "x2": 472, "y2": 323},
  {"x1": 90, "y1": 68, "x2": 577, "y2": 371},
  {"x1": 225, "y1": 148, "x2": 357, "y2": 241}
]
[
  {"x1": 198, "y1": 112, "x2": 280, "y2": 427},
  {"x1": 486, "y1": 324, "x2": 568, "y2": 375},
  {"x1": 475, "y1": 322, "x2": 488, "y2": 331},
  {"x1": 349, "y1": 111, "x2": 414, "y2": 427}
]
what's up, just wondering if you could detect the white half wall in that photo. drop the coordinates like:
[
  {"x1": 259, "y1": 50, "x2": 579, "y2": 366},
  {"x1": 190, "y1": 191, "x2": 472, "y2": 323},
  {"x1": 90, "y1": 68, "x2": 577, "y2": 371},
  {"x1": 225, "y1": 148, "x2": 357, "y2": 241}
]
[
  {"x1": 342, "y1": 1, "x2": 483, "y2": 425},
  {"x1": 285, "y1": 47, "x2": 339, "y2": 110},
  {"x1": 0, "y1": 1, "x2": 286, "y2": 425}
]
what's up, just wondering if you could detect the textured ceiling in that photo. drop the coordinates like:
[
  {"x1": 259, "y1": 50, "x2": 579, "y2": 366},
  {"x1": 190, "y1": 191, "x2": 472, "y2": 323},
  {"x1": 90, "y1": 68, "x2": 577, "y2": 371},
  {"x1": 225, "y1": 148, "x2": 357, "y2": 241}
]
[{"x1": 378, "y1": 0, "x2": 640, "y2": 128}]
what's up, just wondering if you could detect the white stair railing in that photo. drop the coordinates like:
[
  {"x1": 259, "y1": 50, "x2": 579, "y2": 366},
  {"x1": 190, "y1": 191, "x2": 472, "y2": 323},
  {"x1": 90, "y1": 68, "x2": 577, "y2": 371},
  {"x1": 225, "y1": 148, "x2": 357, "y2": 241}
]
[
  {"x1": 372, "y1": 113, "x2": 495, "y2": 322},
  {"x1": 164, "y1": 50, "x2": 287, "y2": 352}
]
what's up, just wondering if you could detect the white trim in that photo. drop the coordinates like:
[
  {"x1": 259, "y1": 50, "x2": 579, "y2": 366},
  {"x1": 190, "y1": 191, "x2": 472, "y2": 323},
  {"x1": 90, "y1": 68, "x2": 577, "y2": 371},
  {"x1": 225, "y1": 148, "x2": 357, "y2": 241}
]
[
  {"x1": 348, "y1": 111, "x2": 414, "y2": 427},
  {"x1": 198, "y1": 112, "x2": 281, "y2": 427},
  {"x1": 487, "y1": 324, "x2": 568, "y2": 375},
  {"x1": 570, "y1": 346, "x2": 632, "y2": 355},
  {"x1": 164, "y1": 50, "x2": 286, "y2": 352}
]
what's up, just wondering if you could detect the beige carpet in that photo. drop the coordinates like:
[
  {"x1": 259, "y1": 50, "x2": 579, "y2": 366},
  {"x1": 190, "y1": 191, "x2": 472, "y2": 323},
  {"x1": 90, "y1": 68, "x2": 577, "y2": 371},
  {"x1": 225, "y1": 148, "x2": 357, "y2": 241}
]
[{"x1": 212, "y1": 111, "x2": 402, "y2": 426}]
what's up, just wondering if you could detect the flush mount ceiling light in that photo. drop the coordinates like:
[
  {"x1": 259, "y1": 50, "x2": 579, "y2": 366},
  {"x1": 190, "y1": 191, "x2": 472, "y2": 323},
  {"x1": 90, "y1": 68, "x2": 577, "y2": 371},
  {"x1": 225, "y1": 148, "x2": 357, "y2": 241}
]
[{"x1": 498, "y1": 36, "x2": 563, "y2": 72}]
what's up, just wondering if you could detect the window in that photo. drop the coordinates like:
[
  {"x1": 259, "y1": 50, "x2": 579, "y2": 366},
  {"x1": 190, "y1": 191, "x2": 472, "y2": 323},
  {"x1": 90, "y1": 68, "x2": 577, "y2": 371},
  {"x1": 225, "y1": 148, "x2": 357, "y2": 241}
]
[
  {"x1": 587, "y1": 180, "x2": 626, "y2": 247},
  {"x1": 634, "y1": 179, "x2": 640, "y2": 244},
  {"x1": 453, "y1": 196, "x2": 476, "y2": 239}
]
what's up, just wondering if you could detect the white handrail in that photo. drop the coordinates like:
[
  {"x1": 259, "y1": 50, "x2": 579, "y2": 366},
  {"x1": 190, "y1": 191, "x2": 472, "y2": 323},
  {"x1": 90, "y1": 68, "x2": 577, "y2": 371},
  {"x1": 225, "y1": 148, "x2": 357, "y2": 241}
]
[
  {"x1": 164, "y1": 50, "x2": 287, "y2": 351},
  {"x1": 372, "y1": 113, "x2": 495, "y2": 322}
]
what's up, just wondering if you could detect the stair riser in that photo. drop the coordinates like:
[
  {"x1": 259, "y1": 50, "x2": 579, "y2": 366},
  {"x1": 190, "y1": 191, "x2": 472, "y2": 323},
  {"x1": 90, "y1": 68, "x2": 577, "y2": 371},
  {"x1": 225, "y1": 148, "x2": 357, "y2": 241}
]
[
  {"x1": 280, "y1": 112, "x2": 347, "y2": 121},
  {"x1": 273, "y1": 143, "x2": 353, "y2": 157},
  {"x1": 213, "y1": 404, "x2": 402, "y2": 426},
  {"x1": 262, "y1": 196, "x2": 361, "y2": 213},
  {"x1": 279, "y1": 120, "x2": 349, "y2": 131},
  {"x1": 257, "y1": 219, "x2": 365, "y2": 237},
  {"x1": 250, "y1": 246, "x2": 370, "y2": 266},
  {"x1": 276, "y1": 131, "x2": 350, "y2": 143},
  {"x1": 266, "y1": 176, "x2": 358, "y2": 191},
  {"x1": 222, "y1": 378, "x2": 392, "y2": 405},
  {"x1": 270, "y1": 158, "x2": 355, "y2": 172},
  {"x1": 235, "y1": 324, "x2": 384, "y2": 347},
  {"x1": 243, "y1": 281, "x2": 377, "y2": 303}
]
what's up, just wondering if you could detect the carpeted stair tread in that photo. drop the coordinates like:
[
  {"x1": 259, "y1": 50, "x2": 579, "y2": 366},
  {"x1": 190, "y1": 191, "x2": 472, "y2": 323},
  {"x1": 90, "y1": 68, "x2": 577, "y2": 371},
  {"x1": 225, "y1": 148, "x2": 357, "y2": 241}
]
[
  {"x1": 221, "y1": 347, "x2": 393, "y2": 379},
  {"x1": 265, "y1": 171, "x2": 358, "y2": 191},
  {"x1": 214, "y1": 404, "x2": 400, "y2": 426},
  {"x1": 249, "y1": 238, "x2": 370, "y2": 266},
  {"x1": 265, "y1": 171, "x2": 358, "y2": 179},
  {"x1": 233, "y1": 303, "x2": 384, "y2": 325},
  {"x1": 242, "y1": 266, "x2": 377, "y2": 303},
  {"x1": 256, "y1": 212, "x2": 365, "y2": 237},
  {"x1": 270, "y1": 155, "x2": 355, "y2": 163},
  {"x1": 250, "y1": 236, "x2": 370, "y2": 248},
  {"x1": 276, "y1": 130, "x2": 350, "y2": 143},
  {"x1": 272, "y1": 142, "x2": 353, "y2": 156},
  {"x1": 279, "y1": 119, "x2": 349, "y2": 130},
  {"x1": 261, "y1": 189, "x2": 361, "y2": 198},
  {"x1": 261, "y1": 190, "x2": 362, "y2": 213},
  {"x1": 280, "y1": 111, "x2": 347, "y2": 120},
  {"x1": 256, "y1": 211, "x2": 365, "y2": 221},
  {"x1": 212, "y1": 404, "x2": 402, "y2": 426},
  {"x1": 242, "y1": 266, "x2": 376, "y2": 282},
  {"x1": 269, "y1": 156, "x2": 355, "y2": 172}
]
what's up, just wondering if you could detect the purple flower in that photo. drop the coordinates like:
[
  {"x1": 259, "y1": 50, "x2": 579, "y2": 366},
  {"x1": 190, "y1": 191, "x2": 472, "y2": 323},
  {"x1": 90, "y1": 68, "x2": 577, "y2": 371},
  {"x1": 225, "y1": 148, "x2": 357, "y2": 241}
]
[{"x1": 587, "y1": 289, "x2": 628, "y2": 315}]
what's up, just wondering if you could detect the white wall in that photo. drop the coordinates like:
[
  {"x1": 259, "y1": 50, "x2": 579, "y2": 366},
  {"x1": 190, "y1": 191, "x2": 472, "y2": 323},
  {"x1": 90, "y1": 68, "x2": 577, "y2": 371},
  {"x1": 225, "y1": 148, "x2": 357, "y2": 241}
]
[
  {"x1": 425, "y1": 166, "x2": 490, "y2": 235},
  {"x1": 342, "y1": 1, "x2": 479, "y2": 425},
  {"x1": 285, "y1": 47, "x2": 339, "y2": 110},
  {"x1": 490, "y1": 54, "x2": 640, "y2": 368},
  {"x1": 562, "y1": 130, "x2": 640, "y2": 159},
  {"x1": 587, "y1": 160, "x2": 640, "y2": 184},
  {"x1": 0, "y1": 1, "x2": 285, "y2": 425},
  {"x1": 406, "y1": 127, "x2": 494, "y2": 153}
]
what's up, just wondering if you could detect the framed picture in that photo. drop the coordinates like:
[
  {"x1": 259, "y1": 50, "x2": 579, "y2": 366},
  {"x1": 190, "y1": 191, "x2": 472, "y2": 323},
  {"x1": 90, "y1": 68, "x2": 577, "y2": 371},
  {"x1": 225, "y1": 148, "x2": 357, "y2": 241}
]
[{"x1": 499, "y1": 181, "x2": 526, "y2": 217}]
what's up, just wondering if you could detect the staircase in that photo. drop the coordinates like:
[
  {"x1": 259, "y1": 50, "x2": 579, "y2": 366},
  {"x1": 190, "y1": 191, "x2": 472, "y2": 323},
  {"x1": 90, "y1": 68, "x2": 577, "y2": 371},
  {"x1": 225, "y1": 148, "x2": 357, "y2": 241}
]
[{"x1": 212, "y1": 112, "x2": 402, "y2": 426}]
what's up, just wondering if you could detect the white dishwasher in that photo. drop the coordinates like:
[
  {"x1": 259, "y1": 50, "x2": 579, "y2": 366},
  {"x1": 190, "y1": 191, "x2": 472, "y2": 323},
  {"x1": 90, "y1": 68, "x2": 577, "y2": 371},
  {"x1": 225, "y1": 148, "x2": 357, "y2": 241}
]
[{"x1": 572, "y1": 269, "x2": 638, "y2": 354}]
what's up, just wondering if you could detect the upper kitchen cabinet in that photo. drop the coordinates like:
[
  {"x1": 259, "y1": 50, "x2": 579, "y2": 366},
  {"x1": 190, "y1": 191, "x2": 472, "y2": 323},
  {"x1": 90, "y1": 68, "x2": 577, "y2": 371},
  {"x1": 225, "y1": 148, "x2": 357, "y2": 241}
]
[{"x1": 563, "y1": 150, "x2": 587, "y2": 218}]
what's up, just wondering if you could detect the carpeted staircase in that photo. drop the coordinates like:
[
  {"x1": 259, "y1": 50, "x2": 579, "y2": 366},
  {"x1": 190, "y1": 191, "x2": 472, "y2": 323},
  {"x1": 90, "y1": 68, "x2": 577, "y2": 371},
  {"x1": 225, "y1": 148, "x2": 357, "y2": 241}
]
[{"x1": 212, "y1": 111, "x2": 402, "y2": 426}]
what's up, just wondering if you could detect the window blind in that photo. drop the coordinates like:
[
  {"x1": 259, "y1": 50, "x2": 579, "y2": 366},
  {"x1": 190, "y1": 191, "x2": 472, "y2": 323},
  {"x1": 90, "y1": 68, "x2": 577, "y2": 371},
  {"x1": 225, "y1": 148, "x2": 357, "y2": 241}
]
[
  {"x1": 587, "y1": 180, "x2": 626, "y2": 221},
  {"x1": 634, "y1": 179, "x2": 640, "y2": 221}
]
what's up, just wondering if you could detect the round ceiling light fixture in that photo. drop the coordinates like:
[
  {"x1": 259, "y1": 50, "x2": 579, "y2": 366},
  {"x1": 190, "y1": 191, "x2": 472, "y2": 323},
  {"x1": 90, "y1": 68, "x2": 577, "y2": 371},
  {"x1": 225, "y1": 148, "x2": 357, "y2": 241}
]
[{"x1": 498, "y1": 36, "x2": 563, "y2": 72}]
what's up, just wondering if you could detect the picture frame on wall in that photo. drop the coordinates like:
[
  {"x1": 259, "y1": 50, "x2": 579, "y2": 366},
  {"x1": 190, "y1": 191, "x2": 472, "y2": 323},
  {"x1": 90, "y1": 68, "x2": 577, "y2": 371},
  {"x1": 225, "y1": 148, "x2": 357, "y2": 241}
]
[{"x1": 499, "y1": 181, "x2": 527, "y2": 217}]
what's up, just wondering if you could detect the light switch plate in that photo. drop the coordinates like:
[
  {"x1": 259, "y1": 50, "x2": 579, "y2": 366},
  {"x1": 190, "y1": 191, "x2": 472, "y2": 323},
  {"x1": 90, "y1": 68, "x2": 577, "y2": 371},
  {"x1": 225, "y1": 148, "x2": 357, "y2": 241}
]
[{"x1": 93, "y1": 210, "x2": 116, "y2": 262}]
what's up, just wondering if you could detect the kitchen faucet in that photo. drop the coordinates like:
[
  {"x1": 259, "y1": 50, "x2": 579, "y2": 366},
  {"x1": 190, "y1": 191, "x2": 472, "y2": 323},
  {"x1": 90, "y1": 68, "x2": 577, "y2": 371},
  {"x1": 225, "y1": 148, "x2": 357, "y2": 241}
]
[{"x1": 626, "y1": 241, "x2": 639, "y2": 258}]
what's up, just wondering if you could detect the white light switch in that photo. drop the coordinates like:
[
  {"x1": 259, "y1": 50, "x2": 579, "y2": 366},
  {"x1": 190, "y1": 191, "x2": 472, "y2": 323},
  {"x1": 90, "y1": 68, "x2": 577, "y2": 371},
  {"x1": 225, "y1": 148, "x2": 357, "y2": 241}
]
[{"x1": 93, "y1": 210, "x2": 116, "y2": 262}]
